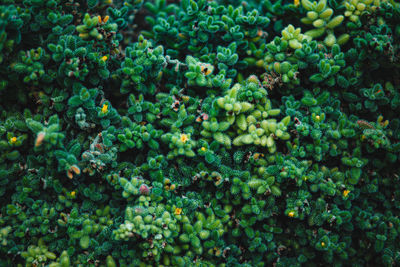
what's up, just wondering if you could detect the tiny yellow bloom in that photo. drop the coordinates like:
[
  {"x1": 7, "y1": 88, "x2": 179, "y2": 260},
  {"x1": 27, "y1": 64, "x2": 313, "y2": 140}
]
[
  {"x1": 294, "y1": 0, "x2": 300, "y2": 6},
  {"x1": 321, "y1": 241, "x2": 326, "y2": 247},
  {"x1": 343, "y1": 190, "x2": 350, "y2": 197},
  {"x1": 180, "y1": 134, "x2": 189, "y2": 143},
  {"x1": 178, "y1": 33, "x2": 187, "y2": 39},
  {"x1": 101, "y1": 55, "x2": 108, "y2": 61},
  {"x1": 10, "y1": 137, "x2": 17, "y2": 144},
  {"x1": 201, "y1": 65, "x2": 212, "y2": 75},
  {"x1": 174, "y1": 208, "x2": 182, "y2": 215},
  {"x1": 98, "y1": 15, "x2": 102, "y2": 24},
  {"x1": 101, "y1": 103, "x2": 108, "y2": 113},
  {"x1": 288, "y1": 211, "x2": 295, "y2": 217},
  {"x1": 70, "y1": 191, "x2": 76, "y2": 197},
  {"x1": 316, "y1": 115, "x2": 320, "y2": 120},
  {"x1": 201, "y1": 147, "x2": 206, "y2": 151},
  {"x1": 103, "y1": 16, "x2": 109, "y2": 23},
  {"x1": 253, "y1": 153, "x2": 264, "y2": 160}
]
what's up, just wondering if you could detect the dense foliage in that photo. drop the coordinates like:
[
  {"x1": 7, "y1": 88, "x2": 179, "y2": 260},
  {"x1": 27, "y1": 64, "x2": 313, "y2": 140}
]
[{"x1": 1, "y1": 0, "x2": 400, "y2": 266}]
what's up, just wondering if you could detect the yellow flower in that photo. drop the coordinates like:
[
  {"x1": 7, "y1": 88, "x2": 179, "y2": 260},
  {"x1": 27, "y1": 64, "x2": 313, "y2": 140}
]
[
  {"x1": 101, "y1": 103, "x2": 108, "y2": 113},
  {"x1": 201, "y1": 65, "x2": 212, "y2": 75},
  {"x1": 174, "y1": 208, "x2": 182, "y2": 215},
  {"x1": 70, "y1": 191, "x2": 76, "y2": 197},
  {"x1": 180, "y1": 134, "x2": 189, "y2": 143},
  {"x1": 343, "y1": 190, "x2": 350, "y2": 197},
  {"x1": 10, "y1": 137, "x2": 17, "y2": 144},
  {"x1": 316, "y1": 115, "x2": 320, "y2": 120},
  {"x1": 253, "y1": 153, "x2": 264, "y2": 160},
  {"x1": 294, "y1": 0, "x2": 300, "y2": 6},
  {"x1": 101, "y1": 55, "x2": 108, "y2": 61},
  {"x1": 288, "y1": 211, "x2": 295, "y2": 217},
  {"x1": 178, "y1": 33, "x2": 187, "y2": 39},
  {"x1": 321, "y1": 241, "x2": 326, "y2": 247},
  {"x1": 201, "y1": 147, "x2": 206, "y2": 151}
]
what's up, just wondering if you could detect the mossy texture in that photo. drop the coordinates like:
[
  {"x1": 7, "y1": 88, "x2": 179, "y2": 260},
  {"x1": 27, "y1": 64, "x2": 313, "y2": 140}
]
[{"x1": 0, "y1": 0, "x2": 400, "y2": 266}]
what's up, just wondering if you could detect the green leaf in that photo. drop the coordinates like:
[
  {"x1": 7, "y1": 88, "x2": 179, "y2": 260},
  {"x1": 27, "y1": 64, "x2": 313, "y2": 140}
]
[
  {"x1": 348, "y1": 167, "x2": 361, "y2": 185},
  {"x1": 309, "y1": 73, "x2": 324, "y2": 83},
  {"x1": 68, "y1": 95, "x2": 83, "y2": 107},
  {"x1": 195, "y1": 75, "x2": 207, "y2": 86},
  {"x1": 26, "y1": 119, "x2": 44, "y2": 133},
  {"x1": 80, "y1": 235, "x2": 90, "y2": 249}
]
